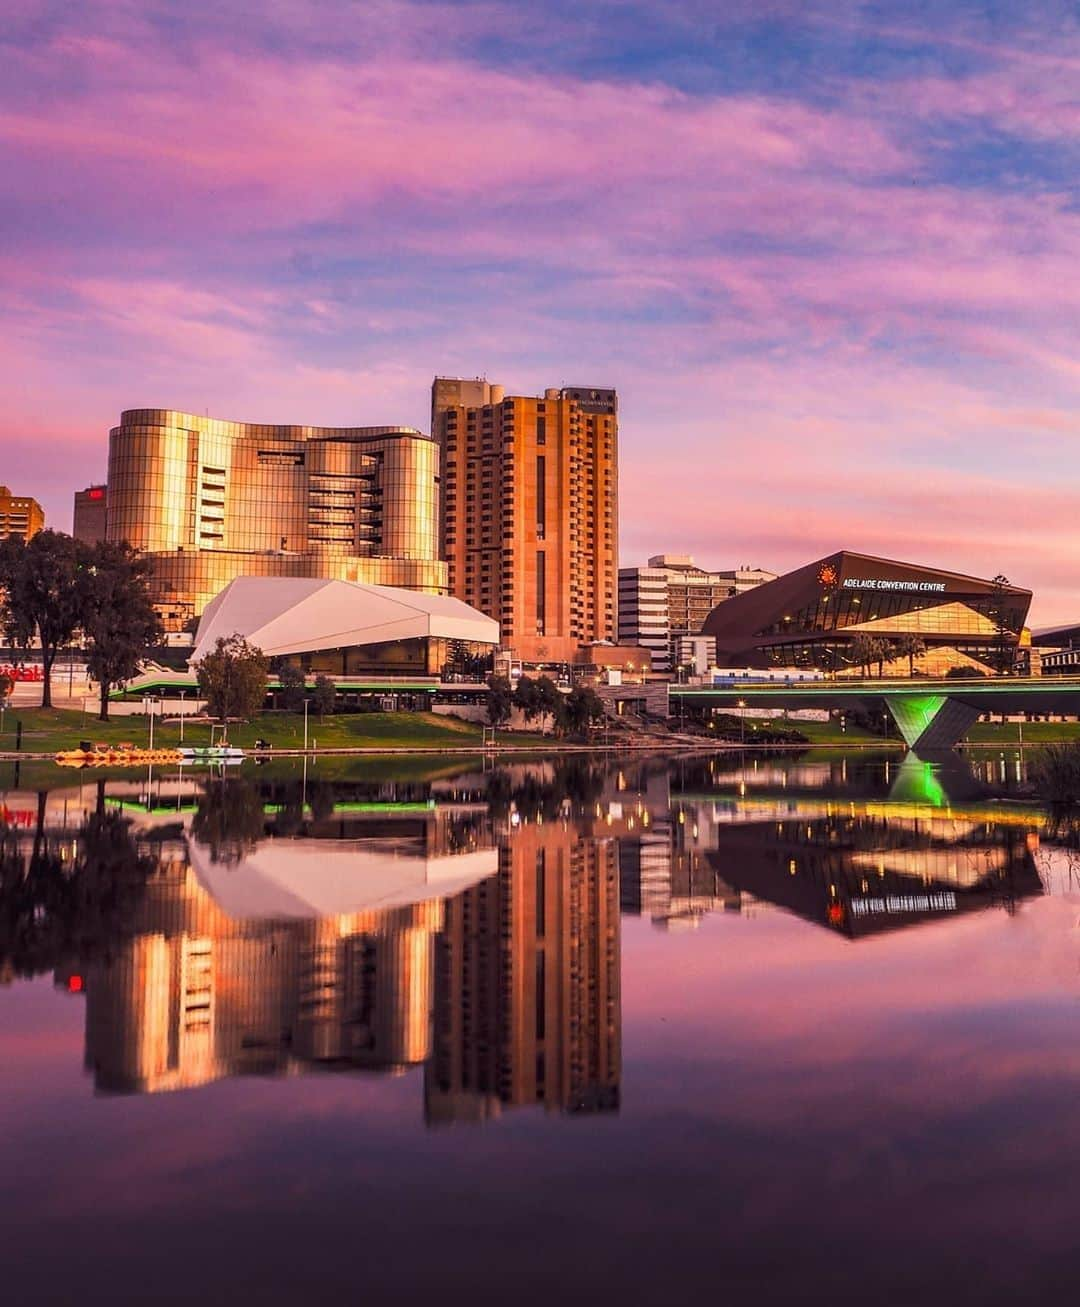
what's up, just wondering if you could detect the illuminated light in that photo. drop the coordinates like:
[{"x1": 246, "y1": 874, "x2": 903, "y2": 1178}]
[
  {"x1": 826, "y1": 904, "x2": 844, "y2": 925},
  {"x1": 87, "y1": 488, "x2": 104, "y2": 501},
  {"x1": 788, "y1": 858, "x2": 797, "y2": 876},
  {"x1": 67, "y1": 975, "x2": 83, "y2": 993}
]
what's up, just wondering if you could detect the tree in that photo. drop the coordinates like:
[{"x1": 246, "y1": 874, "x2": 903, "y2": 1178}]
[
  {"x1": 77, "y1": 541, "x2": 162, "y2": 720},
  {"x1": 896, "y1": 634, "x2": 927, "y2": 677},
  {"x1": 870, "y1": 637, "x2": 890, "y2": 678},
  {"x1": 566, "y1": 684, "x2": 605, "y2": 735},
  {"x1": 990, "y1": 574, "x2": 1012, "y2": 675},
  {"x1": 193, "y1": 633, "x2": 269, "y2": 722},
  {"x1": 311, "y1": 674, "x2": 336, "y2": 719},
  {"x1": 534, "y1": 675, "x2": 568, "y2": 736},
  {"x1": 0, "y1": 531, "x2": 81, "y2": 708},
  {"x1": 512, "y1": 674, "x2": 541, "y2": 721},
  {"x1": 277, "y1": 662, "x2": 307, "y2": 712},
  {"x1": 486, "y1": 675, "x2": 513, "y2": 727},
  {"x1": 850, "y1": 634, "x2": 875, "y2": 679}
]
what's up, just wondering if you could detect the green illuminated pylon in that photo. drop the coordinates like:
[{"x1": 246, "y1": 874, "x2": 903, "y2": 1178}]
[{"x1": 885, "y1": 694, "x2": 981, "y2": 751}]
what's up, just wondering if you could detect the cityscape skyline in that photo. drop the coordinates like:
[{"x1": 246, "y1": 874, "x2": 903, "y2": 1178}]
[{"x1": 4, "y1": 3, "x2": 1079, "y2": 624}]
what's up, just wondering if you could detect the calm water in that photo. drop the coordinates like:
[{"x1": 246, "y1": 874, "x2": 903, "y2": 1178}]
[{"x1": 2, "y1": 750, "x2": 1078, "y2": 1306}]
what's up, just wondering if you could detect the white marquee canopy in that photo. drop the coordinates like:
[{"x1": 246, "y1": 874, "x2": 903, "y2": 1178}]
[{"x1": 190, "y1": 575, "x2": 499, "y2": 664}]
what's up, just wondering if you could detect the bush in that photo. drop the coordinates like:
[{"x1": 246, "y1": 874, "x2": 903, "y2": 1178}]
[{"x1": 1028, "y1": 742, "x2": 1080, "y2": 805}]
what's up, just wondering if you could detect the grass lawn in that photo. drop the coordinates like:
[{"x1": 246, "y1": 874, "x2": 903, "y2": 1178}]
[
  {"x1": 0, "y1": 706, "x2": 541, "y2": 755},
  {"x1": 966, "y1": 720, "x2": 1080, "y2": 743}
]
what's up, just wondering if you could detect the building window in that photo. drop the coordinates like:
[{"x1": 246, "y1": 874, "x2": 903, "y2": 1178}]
[
  {"x1": 536, "y1": 454, "x2": 545, "y2": 540},
  {"x1": 536, "y1": 550, "x2": 546, "y2": 632}
]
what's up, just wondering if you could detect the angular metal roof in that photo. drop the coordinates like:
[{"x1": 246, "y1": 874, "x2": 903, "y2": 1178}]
[{"x1": 190, "y1": 575, "x2": 498, "y2": 663}]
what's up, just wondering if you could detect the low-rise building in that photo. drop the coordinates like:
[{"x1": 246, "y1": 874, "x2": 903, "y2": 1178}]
[
  {"x1": 618, "y1": 556, "x2": 775, "y2": 673},
  {"x1": 0, "y1": 486, "x2": 44, "y2": 542}
]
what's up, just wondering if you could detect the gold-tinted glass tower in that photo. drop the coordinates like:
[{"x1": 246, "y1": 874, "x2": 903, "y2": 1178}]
[
  {"x1": 106, "y1": 409, "x2": 447, "y2": 630},
  {"x1": 432, "y1": 379, "x2": 618, "y2": 664}
]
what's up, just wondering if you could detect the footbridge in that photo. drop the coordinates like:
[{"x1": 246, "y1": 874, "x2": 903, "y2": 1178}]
[{"x1": 668, "y1": 677, "x2": 1080, "y2": 750}]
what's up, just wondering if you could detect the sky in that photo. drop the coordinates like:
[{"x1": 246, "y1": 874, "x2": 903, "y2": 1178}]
[{"x1": 2, "y1": 0, "x2": 1079, "y2": 623}]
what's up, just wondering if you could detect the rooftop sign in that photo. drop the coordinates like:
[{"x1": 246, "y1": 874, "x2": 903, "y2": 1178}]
[{"x1": 843, "y1": 578, "x2": 946, "y2": 593}]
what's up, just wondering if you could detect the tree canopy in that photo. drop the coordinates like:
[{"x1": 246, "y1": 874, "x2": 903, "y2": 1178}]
[
  {"x1": 77, "y1": 541, "x2": 162, "y2": 720},
  {"x1": 486, "y1": 675, "x2": 513, "y2": 726},
  {"x1": 0, "y1": 531, "x2": 82, "y2": 707},
  {"x1": 194, "y1": 633, "x2": 269, "y2": 722}
]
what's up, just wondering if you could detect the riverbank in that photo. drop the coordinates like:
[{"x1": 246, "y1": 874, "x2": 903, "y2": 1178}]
[{"x1": 1, "y1": 704, "x2": 1075, "y2": 761}]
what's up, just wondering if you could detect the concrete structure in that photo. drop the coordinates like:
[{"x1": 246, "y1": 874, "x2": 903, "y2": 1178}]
[
  {"x1": 1030, "y1": 620, "x2": 1080, "y2": 676},
  {"x1": 674, "y1": 634, "x2": 717, "y2": 676},
  {"x1": 72, "y1": 484, "x2": 107, "y2": 544},
  {"x1": 703, "y1": 551, "x2": 1031, "y2": 676},
  {"x1": 432, "y1": 377, "x2": 618, "y2": 663},
  {"x1": 618, "y1": 556, "x2": 775, "y2": 672},
  {"x1": 106, "y1": 409, "x2": 447, "y2": 632},
  {"x1": 0, "y1": 485, "x2": 44, "y2": 542},
  {"x1": 190, "y1": 575, "x2": 499, "y2": 677},
  {"x1": 671, "y1": 677, "x2": 1080, "y2": 750}
]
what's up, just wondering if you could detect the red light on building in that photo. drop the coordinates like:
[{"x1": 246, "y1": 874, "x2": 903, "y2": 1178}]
[
  {"x1": 826, "y1": 903, "x2": 844, "y2": 926},
  {"x1": 67, "y1": 975, "x2": 84, "y2": 993},
  {"x1": 88, "y1": 487, "x2": 105, "y2": 501}
]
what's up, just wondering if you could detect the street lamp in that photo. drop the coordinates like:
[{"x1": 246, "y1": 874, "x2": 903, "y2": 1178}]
[
  {"x1": 179, "y1": 689, "x2": 187, "y2": 743},
  {"x1": 304, "y1": 697, "x2": 310, "y2": 751},
  {"x1": 737, "y1": 699, "x2": 746, "y2": 746}
]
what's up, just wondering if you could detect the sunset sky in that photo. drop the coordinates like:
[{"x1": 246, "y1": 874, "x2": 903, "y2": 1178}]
[{"x1": 3, "y1": 1, "x2": 1078, "y2": 622}]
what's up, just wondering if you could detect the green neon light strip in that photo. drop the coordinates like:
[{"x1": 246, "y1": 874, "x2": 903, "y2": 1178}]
[{"x1": 671, "y1": 679, "x2": 1080, "y2": 698}]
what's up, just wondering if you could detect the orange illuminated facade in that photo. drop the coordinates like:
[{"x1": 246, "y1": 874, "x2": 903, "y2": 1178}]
[
  {"x1": 432, "y1": 378, "x2": 618, "y2": 663},
  {"x1": 0, "y1": 486, "x2": 44, "y2": 542},
  {"x1": 426, "y1": 823, "x2": 621, "y2": 1122}
]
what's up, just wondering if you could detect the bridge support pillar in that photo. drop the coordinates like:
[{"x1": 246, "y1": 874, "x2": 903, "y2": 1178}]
[{"x1": 885, "y1": 695, "x2": 980, "y2": 751}]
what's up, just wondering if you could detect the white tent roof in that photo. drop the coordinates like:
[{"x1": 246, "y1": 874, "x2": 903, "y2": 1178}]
[
  {"x1": 189, "y1": 838, "x2": 498, "y2": 920},
  {"x1": 190, "y1": 576, "x2": 498, "y2": 663}
]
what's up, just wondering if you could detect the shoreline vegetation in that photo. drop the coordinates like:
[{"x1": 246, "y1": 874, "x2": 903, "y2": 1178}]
[{"x1": 1, "y1": 705, "x2": 1079, "y2": 762}]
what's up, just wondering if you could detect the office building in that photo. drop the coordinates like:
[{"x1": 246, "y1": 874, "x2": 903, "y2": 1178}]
[
  {"x1": 702, "y1": 550, "x2": 1032, "y2": 674},
  {"x1": 72, "y1": 484, "x2": 107, "y2": 544},
  {"x1": 0, "y1": 486, "x2": 44, "y2": 542},
  {"x1": 432, "y1": 378, "x2": 618, "y2": 664},
  {"x1": 105, "y1": 409, "x2": 447, "y2": 632},
  {"x1": 618, "y1": 556, "x2": 776, "y2": 672}
]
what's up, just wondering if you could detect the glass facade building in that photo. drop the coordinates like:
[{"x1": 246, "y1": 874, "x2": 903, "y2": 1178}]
[
  {"x1": 702, "y1": 551, "x2": 1032, "y2": 674},
  {"x1": 106, "y1": 410, "x2": 447, "y2": 630}
]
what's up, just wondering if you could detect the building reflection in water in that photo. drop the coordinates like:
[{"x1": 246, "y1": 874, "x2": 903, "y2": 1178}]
[
  {"x1": 0, "y1": 752, "x2": 1057, "y2": 1116},
  {"x1": 1, "y1": 767, "x2": 623, "y2": 1120}
]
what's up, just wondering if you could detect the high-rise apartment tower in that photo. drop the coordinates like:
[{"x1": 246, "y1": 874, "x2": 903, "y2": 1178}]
[{"x1": 432, "y1": 378, "x2": 617, "y2": 664}]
